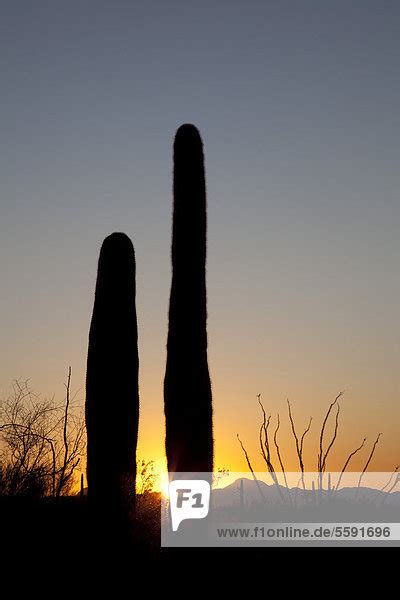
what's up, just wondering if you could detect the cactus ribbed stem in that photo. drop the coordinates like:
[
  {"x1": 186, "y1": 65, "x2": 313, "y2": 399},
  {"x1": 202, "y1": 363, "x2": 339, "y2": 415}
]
[
  {"x1": 86, "y1": 232, "x2": 139, "y2": 511},
  {"x1": 164, "y1": 124, "x2": 214, "y2": 475}
]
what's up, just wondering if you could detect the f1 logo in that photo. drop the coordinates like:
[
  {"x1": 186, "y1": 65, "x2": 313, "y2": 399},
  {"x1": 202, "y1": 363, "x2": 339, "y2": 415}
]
[{"x1": 168, "y1": 479, "x2": 211, "y2": 531}]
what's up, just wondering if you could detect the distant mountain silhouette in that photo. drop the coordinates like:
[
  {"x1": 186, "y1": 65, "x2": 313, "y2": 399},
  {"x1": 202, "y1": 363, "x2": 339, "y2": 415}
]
[{"x1": 212, "y1": 477, "x2": 400, "y2": 508}]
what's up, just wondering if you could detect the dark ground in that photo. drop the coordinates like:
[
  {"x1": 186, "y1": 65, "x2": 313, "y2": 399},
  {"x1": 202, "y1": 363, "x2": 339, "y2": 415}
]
[{"x1": 1, "y1": 494, "x2": 397, "y2": 590}]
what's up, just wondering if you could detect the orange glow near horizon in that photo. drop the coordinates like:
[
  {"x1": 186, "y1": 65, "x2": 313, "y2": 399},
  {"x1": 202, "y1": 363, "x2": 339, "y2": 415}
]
[
  {"x1": 73, "y1": 385, "x2": 399, "y2": 496},
  {"x1": 133, "y1": 389, "x2": 400, "y2": 479}
]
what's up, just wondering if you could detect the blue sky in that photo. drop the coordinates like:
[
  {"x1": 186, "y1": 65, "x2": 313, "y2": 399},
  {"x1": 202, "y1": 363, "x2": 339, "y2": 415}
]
[{"x1": 1, "y1": 2, "x2": 399, "y2": 471}]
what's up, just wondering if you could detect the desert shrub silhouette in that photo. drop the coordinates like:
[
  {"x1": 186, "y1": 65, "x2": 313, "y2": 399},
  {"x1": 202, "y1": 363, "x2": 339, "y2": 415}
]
[
  {"x1": 164, "y1": 124, "x2": 214, "y2": 475},
  {"x1": 86, "y1": 232, "x2": 139, "y2": 512}
]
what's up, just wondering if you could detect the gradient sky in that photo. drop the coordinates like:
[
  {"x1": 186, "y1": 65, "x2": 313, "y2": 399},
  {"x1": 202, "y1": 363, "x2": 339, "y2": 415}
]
[{"x1": 1, "y1": 2, "x2": 399, "y2": 480}]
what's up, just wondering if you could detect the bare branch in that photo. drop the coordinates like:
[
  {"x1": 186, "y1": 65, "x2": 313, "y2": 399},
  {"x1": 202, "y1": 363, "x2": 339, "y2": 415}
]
[
  {"x1": 381, "y1": 467, "x2": 399, "y2": 493},
  {"x1": 287, "y1": 399, "x2": 312, "y2": 490},
  {"x1": 0, "y1": 373, "x2": 86, "y2": 497},
  {"x1": 387, "y1": 471, "x2": 400, "y2": 494},
  {"x1": 321, "y1": 403, "x2": 340, "y2": 473},
  {"x1": 318, "y1": 391, "x2": 344, "y2": 474},
  {"x1": 273, "y1": 413, "x2": 292, "y2": 505},
  {"x1": 335, "y1": 437, "x2": 366, "y2": 492},
  {"x1": 357, "y1": 433, "x2": 382, "y2": 492},
  {"x1": 56, "y1": 366, "x2": 72, "y2": 497},
  {"x1": 258, "y1": 396, "x2": 286, "y2": 502},
  {"x1": 237, "y1": 433, "x2": 266, "y2": 503},
  {"x1": 300, "y1": 416, "x2": 312, "y2": 457}
]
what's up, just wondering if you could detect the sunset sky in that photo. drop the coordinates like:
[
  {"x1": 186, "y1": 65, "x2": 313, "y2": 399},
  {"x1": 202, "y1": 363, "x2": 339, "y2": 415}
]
[{"x1": 1, "y1": 2, "x2": 399, "y2": 482}]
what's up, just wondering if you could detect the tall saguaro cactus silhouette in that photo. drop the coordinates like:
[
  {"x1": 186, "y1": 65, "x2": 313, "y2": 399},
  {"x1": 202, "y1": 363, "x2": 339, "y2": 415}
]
[
  {"x1": 164, "y1": 124, "x2": 214, "y2": 475},
  {"x1": 86, "y1": 232, "x2": 139, "y2": 510}
]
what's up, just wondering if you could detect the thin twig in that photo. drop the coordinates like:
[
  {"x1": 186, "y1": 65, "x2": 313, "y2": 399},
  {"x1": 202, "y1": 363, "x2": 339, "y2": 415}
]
[
  {"x1": 321, "y1": 403, "x2": 340, "y2": 473},
  {"x1": 318, "y1": 391, "x2": 344, "y2": 492},
  {"x1": 258, "y1": 396, "x2": 286, "y2": 502},
  {"x1": 56, "y1": 366, "x2": 71, "y2": 497},
  {"x1": 374, "y1": 466, "x2": 399, "y2": 505},
  {"x1": 356, "y1": 433, "x2": 382, "y2": 495},
  {"x1": 300, "y1": 416, "x2": 313, "y2": 457},
  {"x1": 387, "y1": 472, "x2": 400, "y2": 494},
  {"x1": 287, "y1": 400, "x2": 312, "y2": 490},
  {"x1": 237, "y1": 433, "x2": 266, "y2": 503},
  {"x1": 318, "y1": 391, "x2": 344, "y2": 473},
  {"x1": 273, "y1": 413, "x2": 292, "y2": 505},
  {"x1": 335, "y1": 437, "x2": 366, "y2": 493},
  {"x1": 381, "y1": 467, "x2": 399, "y2": 492}
]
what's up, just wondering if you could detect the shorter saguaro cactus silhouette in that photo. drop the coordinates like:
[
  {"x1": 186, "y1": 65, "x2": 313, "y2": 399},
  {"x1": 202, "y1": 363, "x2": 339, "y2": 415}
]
[{"x1": 85, "y1": 232, "x2": 139, "y2": 511}]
